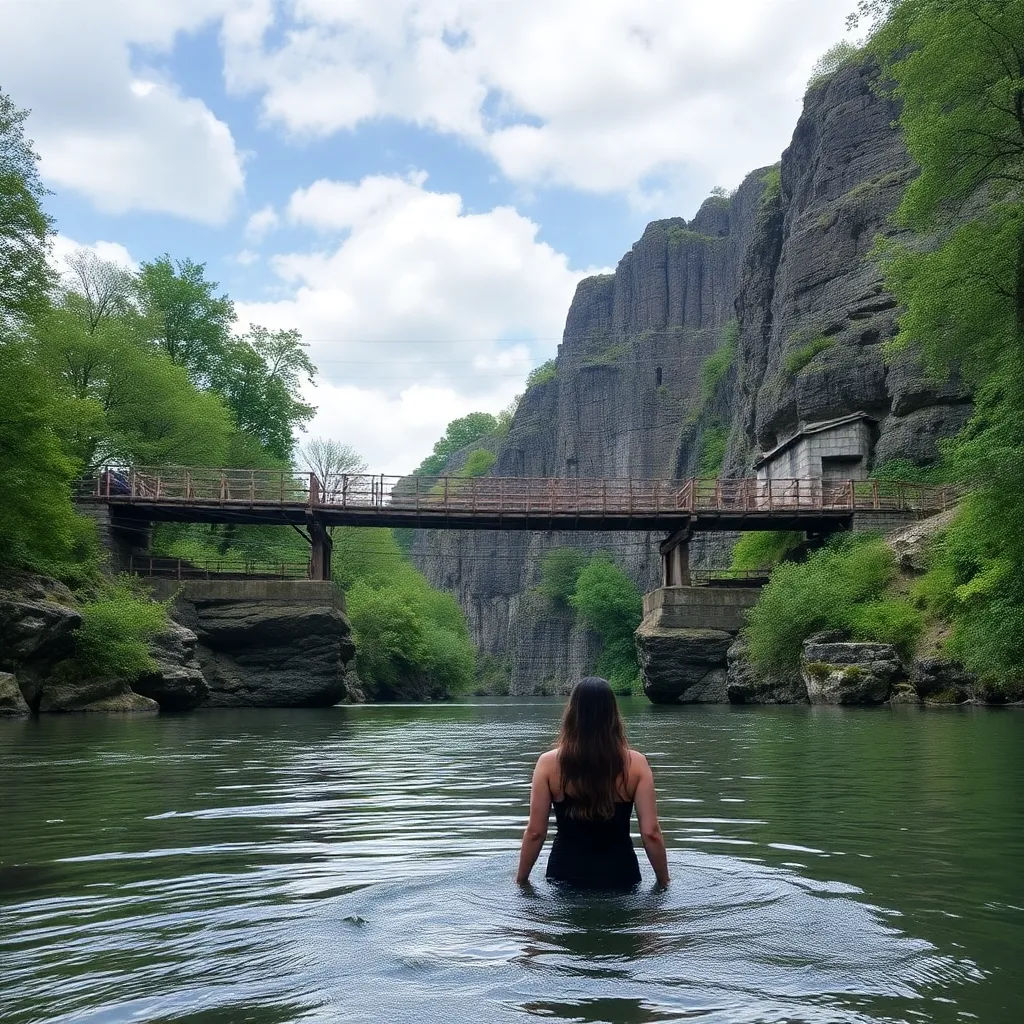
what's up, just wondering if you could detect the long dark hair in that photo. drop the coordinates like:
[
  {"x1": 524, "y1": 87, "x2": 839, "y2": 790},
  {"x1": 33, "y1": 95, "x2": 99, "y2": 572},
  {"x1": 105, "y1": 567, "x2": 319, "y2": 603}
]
[{"x1": 557, "y1": 677, "x2": 629, "y2": 820}]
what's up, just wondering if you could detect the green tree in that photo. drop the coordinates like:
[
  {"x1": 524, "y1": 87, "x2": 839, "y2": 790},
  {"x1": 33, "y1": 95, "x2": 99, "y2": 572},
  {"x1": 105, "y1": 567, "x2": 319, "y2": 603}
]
[
  {"x1": 539, "y1": 548, "x2": 589, "y2": 607},
  {"x1": 136, "y1": 256, "x2": 235, "y2": 387},
  {"x1": 0, "y1": 89, "x2": 52, "y2": 330},
  {"x1": 570, "y1": 556, "x2": 643, "y2": 691},
  {"x1": 0, "y1": 339, "x2": 80, "y2": 568},
  {"x1": 214, "y1": 326, "x2": 317, "y2": 460},
  {"x1": 414, "y1": 412, "x2": 498, "y2": 475},
  {"x1": 0, "y1": 88, "x2": 78, "y2": 570},
  {"x1": 863, "y1": 0, "x2": 1024, "y2": 684}
]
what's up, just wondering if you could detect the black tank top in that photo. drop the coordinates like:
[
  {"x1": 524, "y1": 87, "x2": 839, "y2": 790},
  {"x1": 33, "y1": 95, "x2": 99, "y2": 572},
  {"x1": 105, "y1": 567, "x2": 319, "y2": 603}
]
[{"x1": 546, "y1": 797, "x2": 641, "y2": 889}]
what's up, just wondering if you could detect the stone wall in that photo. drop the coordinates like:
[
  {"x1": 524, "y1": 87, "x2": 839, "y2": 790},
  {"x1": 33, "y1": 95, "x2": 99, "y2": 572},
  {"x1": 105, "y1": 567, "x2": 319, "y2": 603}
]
[{"x1": 641, "y1": 586, "x2": 761, "y2": 633}]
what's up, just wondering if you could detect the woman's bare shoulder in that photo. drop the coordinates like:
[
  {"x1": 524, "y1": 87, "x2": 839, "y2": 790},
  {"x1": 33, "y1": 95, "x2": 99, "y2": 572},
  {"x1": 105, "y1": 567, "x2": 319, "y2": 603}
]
[
  {"x1": 536, "y1": 748, "x2": 560, "y2": 770},
  {"x1": 627, "y1": 749, "x2": 652, "y2": 774}
]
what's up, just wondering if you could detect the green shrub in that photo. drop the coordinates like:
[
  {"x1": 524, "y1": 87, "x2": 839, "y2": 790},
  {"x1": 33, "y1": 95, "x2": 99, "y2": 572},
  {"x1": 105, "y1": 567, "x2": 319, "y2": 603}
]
[
  {"x1": 459, "y1": 449, "x2": 496, "y2": 478},
  {"x1": 539, "y1": 548, "x2": 589, "y2": 607},
  {"x1": 912, "y1": 499, "x2": 1024, "y2": 688},
  {"x1": 870, "y1": 458, "x2": 950, "y2": 484},
  {"x1": 570, "y1": 555, "x2": 643, "y2": 691},
  {"x1": 526, "y1": 360, "x2": 557, "y2": 389},
  {"x1": 806, "y1": 41, "x2": 861, "y2": 91},
  {"x1": 474, "y1": 653, "x2": 511, "y2": 696},
  {"x1": 730, "y1": 531, "x2": 803, "y2": 571},
  {"x1": 338, "y1": 529, "x2": 476, "y2": 700},
  {"x1": 744, "y1": 535, "x2": 920, "y2": 671},
  {"x1": 667, "y1": 226, "x2": 717, "y2": 247},
  {"x1": 699, "y1": 323, "x2": 738, "y2": 402},
  {"x1": 72, "y1": 578, "x2": 168, "y2": 679},
  {"x1": 848, "y1": 598, "x2": 924, "y2": 656},
  {"x1": 698, "y1": 426, "x2": 728, "y2": 476},
  {"x1": 760, "y1": 165, "x2": 781, "y2": 209},
  {"x1": 785, "y1": 336, "x2": 833, "y2": 375}
]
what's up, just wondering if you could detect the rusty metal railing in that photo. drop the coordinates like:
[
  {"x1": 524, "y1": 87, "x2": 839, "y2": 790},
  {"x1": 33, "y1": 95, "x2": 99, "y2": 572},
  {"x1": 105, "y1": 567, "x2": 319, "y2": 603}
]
[
  {"x1": 128, "y1": 556, "x2": 310, "y2": 580},
  {"x1": 78, "y1": 467, "x2": 960, "y2": 518}
]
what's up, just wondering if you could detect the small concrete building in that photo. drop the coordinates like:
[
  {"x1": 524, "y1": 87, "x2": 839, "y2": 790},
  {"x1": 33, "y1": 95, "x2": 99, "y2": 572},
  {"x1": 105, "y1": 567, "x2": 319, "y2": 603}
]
[{"x1": 754, "y1": 412, "x2": 874, "y2": 484}]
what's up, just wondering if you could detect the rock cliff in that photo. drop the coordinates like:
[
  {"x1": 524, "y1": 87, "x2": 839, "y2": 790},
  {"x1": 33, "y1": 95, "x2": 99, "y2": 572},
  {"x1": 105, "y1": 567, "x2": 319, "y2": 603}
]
[{"x1": 412, "y1": 59, "x2": 971, "y2": 695}]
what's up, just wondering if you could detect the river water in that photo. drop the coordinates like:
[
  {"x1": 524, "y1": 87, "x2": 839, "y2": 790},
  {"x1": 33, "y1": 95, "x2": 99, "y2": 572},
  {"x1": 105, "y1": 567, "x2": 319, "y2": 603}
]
[{"x1": 1, "y1": 701, "x2": 1021, "y2": 1023}]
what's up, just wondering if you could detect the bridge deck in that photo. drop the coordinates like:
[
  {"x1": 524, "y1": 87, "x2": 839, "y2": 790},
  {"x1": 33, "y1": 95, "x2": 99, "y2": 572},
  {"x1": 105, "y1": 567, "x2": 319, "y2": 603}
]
[{"x1": 78, "y1": 468, "x2": 957, "y2": 533}]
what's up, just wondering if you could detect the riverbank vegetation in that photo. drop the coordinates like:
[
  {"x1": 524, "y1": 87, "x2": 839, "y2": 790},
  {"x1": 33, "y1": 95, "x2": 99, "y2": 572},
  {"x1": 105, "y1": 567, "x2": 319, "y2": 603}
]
[
  {"x1": 539, "y1": 549, "x2": 643, "y2": 693},
  {"x1": 741, "y1": 0, "x2": 1024, "y2": 691},
  {"x1": 0, "y1": 85, "x2": 477, "y2": 701},
  {"x1": 744, "y1": 535, "x2": 922, "y2": 671}
]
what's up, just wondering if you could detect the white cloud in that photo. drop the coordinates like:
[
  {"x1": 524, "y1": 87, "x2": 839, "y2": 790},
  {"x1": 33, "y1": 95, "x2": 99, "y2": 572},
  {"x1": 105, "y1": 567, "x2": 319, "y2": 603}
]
[
  {"x1": 244, "y1": 205, "x2": 280, "y2": 242},
  {"x1": 50, "y1": 234, "x2": 139, "y2": 275},
  {"x1": 1, "y1": 0, "x2": 245, "y2": 223},
  {"x1": 300, "y1": 380, "x2": 521, "y2": 476},
  {"x1": 237, "y1": 171, "x2": 601, "y2": 469},
  {"x1": 222, "y1": 0, "x2": 855, "y2": 202}
]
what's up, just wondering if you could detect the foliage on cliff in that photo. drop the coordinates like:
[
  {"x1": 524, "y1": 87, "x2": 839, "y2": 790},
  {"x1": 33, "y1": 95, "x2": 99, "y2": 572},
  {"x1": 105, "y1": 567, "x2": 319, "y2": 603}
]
[{"x1": 863, "y1": 0, "x2": 1024, "y2": 686}]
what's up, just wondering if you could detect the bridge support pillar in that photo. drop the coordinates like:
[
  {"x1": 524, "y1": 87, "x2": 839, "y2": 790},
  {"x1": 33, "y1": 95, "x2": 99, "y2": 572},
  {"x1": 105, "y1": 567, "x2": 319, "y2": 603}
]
[
  {"x1": 660, "y1": 527, "x2": 693, "y2": 588},
  {"x1": 308, "y1": 518, "x2": 333, "y2": 581}
]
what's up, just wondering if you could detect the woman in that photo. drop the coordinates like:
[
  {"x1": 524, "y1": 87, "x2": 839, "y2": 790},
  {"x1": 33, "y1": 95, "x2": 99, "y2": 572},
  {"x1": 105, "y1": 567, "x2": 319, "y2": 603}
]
[{"x1": 515, "y1": 677, "x2": 670, "y2": 889}]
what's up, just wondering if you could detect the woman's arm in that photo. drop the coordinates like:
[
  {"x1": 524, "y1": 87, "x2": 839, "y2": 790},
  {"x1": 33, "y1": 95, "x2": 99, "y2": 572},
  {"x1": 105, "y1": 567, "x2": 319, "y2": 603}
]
[
  {"x1": 633, "y1": 753, "x2": 670, "y2": 887},
  {"x1": 515, "y1": 752, "x2": 554, "y2": 885}
]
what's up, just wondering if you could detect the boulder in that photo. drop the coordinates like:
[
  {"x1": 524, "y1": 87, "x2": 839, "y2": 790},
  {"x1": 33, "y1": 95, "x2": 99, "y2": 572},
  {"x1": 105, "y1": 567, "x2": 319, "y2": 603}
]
[
  {"x1": 180, "y1": 594, "x2": 358, "y2": 708},
  {"x1": 885, "y1": 509, "x2": 959, "y2": 573},
  {"x1": 800, "y1": 637, "x2": 905, "y2": 704},
  {"x1": 910, "y1": 657, "x2": 974, "y2": 705},
  {"x1": 726, "y1": 638, "x2": 808, "y2": 704},
  {"x1": 133, "y1": 622, "x2": 209, "y2": 711},
  {"x1": 636, "y1": 624, "x2": 733, "y2": 704},
  {"x1": 0, "y1": 577, "x2": 85, "y2": 710},
  {"x1": 0, "y1": 590, "x2": 82, "y2": 670},
  {"x1": 38, "y1": 662, "x2": 158, "y2": 713},
  {"x1": 0, "y1": 672, "x2": 30, "y2": 716}
]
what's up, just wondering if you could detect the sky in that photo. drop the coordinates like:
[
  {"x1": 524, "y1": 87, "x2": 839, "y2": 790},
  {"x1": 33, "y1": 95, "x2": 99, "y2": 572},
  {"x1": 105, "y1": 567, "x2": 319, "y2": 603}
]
[{"x1": 3, "y1": 0, "x2": 856, "y2": 473}]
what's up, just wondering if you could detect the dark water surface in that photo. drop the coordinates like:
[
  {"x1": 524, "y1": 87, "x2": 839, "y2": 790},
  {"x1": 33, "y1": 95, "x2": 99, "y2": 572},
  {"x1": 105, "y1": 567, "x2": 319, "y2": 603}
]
[{"x1": 1, "y1": 701, "x2": 1022, "y2": 1023}]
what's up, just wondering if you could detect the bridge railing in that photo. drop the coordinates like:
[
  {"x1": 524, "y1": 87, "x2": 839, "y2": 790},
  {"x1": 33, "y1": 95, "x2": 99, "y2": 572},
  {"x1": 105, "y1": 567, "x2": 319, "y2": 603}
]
[
  {"x1": 129, "y1": 556, "x2": 310, "y2": 580},
  {"x1": 79, "y1": 467, "x2": 960, "y2": 517}
]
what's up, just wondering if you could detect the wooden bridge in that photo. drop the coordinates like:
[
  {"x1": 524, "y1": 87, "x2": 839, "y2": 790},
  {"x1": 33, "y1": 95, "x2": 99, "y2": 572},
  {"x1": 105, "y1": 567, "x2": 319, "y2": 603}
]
[{"x1": 79, "y1": 467, "x2": 957, "y2": 581}]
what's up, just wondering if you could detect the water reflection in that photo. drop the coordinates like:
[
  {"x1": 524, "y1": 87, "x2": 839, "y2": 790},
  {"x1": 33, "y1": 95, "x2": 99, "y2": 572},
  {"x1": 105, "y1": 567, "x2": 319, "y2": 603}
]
[{"x1": 0, "y1": 702, "x2": 1020, "y2": 1023}]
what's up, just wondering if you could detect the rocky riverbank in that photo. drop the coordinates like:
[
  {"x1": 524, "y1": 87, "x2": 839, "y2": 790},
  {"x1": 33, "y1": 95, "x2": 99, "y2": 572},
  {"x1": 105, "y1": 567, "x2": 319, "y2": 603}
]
[
  {"x1": 0, "y1": 574, "x2": 360, "y2": 716},
  {"x1": 637, "y1": 513, "x2": 1024, "y2": 708}
]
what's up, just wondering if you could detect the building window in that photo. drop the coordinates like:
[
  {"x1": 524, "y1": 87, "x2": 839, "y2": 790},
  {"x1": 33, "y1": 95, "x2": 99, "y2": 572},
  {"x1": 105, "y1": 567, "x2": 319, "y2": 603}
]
[{"x1": 655, "y1": 366, "x2": 663, "y2": 386}]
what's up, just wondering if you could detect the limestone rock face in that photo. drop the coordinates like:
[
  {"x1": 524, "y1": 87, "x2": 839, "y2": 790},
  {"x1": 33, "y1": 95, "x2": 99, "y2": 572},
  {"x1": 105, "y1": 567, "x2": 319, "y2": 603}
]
[
  {"x1": 726, "y1": 638, "x2": 808, "y2": 704},
  {"x1": 173, "y1": 587, "x2": 357, "y2": 708},
  {"x1": 636, "y1": 624, "x2": 732, "y2": 704},
  {"x1": 801, "y1": 638, "x2": 905, "y2": 704},
  {"x1": 133, "y1": 622, "x2": 209, "y2": 711},
  {"x1": 411, "y1": 58, "x2": 972, "y2": 695},
  {"x1": 0, "y1": 672, "x2": 30, "y2": 716}
]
